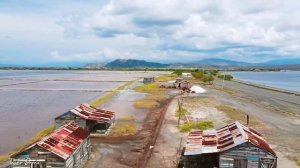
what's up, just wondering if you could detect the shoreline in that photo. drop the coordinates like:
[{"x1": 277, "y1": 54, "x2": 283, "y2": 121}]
[{"x1": 232, "y1": 79, "x2": 300, "y2": 96}]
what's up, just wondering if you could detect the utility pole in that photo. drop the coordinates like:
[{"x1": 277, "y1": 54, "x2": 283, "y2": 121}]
[
  {"x1": 221, "y1": 70, "x2": 226, "y2": 89},
  {"x1": 177, "y1": 97, "x2": 182, "y2": 126}
]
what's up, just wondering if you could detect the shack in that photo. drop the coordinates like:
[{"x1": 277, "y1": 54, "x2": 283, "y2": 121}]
[
  {"x1": 55, "y1": 104, "x2": 115, "y2": 135},
  {"x1": 143, "y1": 77, "x2": 155, "y2": 84},
  {"x1": 182, "y1": 73, "x2": 192, "y2": 78},
  {"x1": 10, "y1": 122, "x2": 91, "y2": 168},
  {"x1": 175, "y1": 79, "x2": 191, "y2": 90},
  {"x1": 181, "y1": 121, "x2": 277, "y2": 168}
]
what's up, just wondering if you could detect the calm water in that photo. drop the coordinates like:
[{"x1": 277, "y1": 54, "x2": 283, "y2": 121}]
[{"x1": 228, "y1": 71, "x2": 300, "y2": 92}]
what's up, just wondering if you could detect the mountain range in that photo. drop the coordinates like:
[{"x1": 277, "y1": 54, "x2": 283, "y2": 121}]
[{"x1": 84, "y1": 58, "x2": 300, "y2": 69}]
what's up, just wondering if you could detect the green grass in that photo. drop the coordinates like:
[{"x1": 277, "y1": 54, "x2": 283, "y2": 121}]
[
  {"x1": 134, "y1": 83, "x2": 162, "y2": 93},
  {"x1": 179, "y1": 121, "x2": 214, "y2": 132},
  {"x1": 134, "y1": 99, "x2": 160, "y2": 109},
  {"x1": 91, "y1": 80, "x2": 137, "y2": 108},
  {"x1": 296, "y1": 159, "x2": 300, "y2": 167},
  {"x1": 111, "y1": 124, "x2": 137, "y2": 136},
  {"x1": 0, "y1": 125, "x2": 55, "y2": 163},
  {"x1": 155, "y1": 74, "x2": 178, "y2": 82},
  {"x1": 134, "y1": 83, "x2": 167, "y2": 109},
  {"x1": 175, "y1": 106, "x2": 190, "y2": 118},
  {"x1": 119, "y1": 116, "x2": 136, "y2": 122},
  {"x1": 217, "y1": 74, "x2": 233, "y2": 80}
]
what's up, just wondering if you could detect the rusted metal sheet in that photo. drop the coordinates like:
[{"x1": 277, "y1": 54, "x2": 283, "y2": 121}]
[
  {"x1": 184, "y1": 121, "x2": 276, "y2": 156},
  {"x1": 70, "y1": 104, "x2": 115, "y2": 123},
  {"x1": 13, "y1": 122, "x2": 90, "y2": 160}
]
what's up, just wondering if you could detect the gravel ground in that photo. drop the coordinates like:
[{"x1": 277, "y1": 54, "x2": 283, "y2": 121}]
[{"x1": 147, "y1": 79, "x2": 300, "y2": 168}]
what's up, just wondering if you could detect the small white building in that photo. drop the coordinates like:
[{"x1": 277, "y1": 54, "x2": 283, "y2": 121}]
[{"x1": 182, "y1": 73, "x2": 193, "y2": 78}]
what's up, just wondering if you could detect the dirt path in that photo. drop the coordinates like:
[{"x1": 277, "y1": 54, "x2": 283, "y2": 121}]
[
  {"x1": 146, "y1": 97, "x2": 186, "y2": 168},
  {"x1": 209, "y1": 79, "x2": 300, "y2": 167}
]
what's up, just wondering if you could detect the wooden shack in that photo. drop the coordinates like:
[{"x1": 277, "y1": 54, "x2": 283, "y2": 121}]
[
  {"x1": 181, "y1": 121, "x2": 277, "y2": 168},
  {"x1": 55, "y1": 104, "x2": 115, "y2": 135},
  {"x1": 143, "y1": 77, "x2": 155, "y2": 84},
  {"x1": 10, "y1": 122, "x2": 91, "y2": 168}
]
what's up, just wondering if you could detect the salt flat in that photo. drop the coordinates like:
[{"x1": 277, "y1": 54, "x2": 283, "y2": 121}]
[{"x1": 0, "y1": 70, "x2": 167, "y2": 154}]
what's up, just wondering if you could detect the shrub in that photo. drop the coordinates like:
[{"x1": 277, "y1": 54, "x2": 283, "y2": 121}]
[
  {"x1": 175, "y1": 106, "x2": 190, "y2": 118},
  {"x1": 191, "y1": 71, "x2": 204, "y2": 79},
  {"x1": 112, "y1": 124, "x2": 137, "y2": 136},
  {"x1": 202, "y1": 75, "x2": 214, "y2": 82},
  {"x1": 217, "y1": 74, "x2": 233, "y2": 80},
  {"x1": 179, "y1": 121, "x2": 214, "y2": 132}
]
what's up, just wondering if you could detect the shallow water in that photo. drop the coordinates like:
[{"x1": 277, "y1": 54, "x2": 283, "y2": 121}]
[
  {"x1": 228, "y1": 71, "x2": 300, "y2": 92},
  {"x1": 0, "y1": 70, "x2": 168, "y2": 154}
]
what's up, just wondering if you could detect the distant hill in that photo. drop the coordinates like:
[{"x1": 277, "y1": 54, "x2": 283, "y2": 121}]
[
  {"x1": 261, "y1": 58, "x2": 300, "y2": 65},
  {"x1": 193, "y1": 58, "x2": 252, "y2": 66},
  {"x1": 103, "y1": 59, "x2": 169, "y2": 69},
  {"x1": 81, "y1": 58, "x2": 300, "y2": 70}
]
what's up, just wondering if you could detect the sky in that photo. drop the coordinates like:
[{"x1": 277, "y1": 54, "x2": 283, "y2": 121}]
[{"x1": 0, "y1": 0, "x2": 300, "y2": 66}]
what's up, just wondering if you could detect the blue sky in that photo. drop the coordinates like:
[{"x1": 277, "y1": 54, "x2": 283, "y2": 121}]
[{"x1": 0, "y1": 0, "x2": 300, "y2": 66}]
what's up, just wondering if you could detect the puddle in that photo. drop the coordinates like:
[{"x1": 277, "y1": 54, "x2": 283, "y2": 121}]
[{"x1": 101, "y1": 88, "x2": 149, "y2": 125}]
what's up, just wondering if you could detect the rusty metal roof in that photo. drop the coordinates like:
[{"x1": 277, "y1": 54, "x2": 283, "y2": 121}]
[
  {"x1": 11, "y1": 122, "x2": 90, "y2": 160},
  {"x1": 184, "y1": 121, "x2": 276, "y2": 156},
  {"x1": 70, "y1": 103, "x2": 115, "y2": 123}
]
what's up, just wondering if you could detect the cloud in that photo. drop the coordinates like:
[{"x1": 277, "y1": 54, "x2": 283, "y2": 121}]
[{"x1": 1, "y1": 0, "x2": 300, "y2": 65}]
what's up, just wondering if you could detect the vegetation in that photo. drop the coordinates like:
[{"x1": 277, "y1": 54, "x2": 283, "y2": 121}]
[
  {"x1": 217, "y1": 74, "x2": 233, "y2": 80},
  {"x1": 134, "y1": 83, "x2": 161, "y2": 94},
  {"x1": 216, "y1": 105, "x2": 262, "y2": 127},
  {"x1": 172, "y1": 69, "x2": 215, "y2": 83},
  {"x1": 119, "y1": 116, "x2": 136, "y2": 122},
  {"x1": 134, "y1": 91, "x2": 168, "y2": 109},
  {"x1": 134, "y1": 81, "x2": 168, "y2": 110},
  {"x1": 0, "y1": 125, "x2": 55, "y2": 163},
  {"x1": 202, "y1": 75, "x2": 214, "y2": 82},
  {"x1": 191, "y1": 71, "x2": 204, "y2": 79},
  {"x1": 134, "y1": 99, "x2": 160, "y2": 109},
  {"x1": 155, "y1": 74, "x2": 178, "y2": 82},
  {"x1": 111, "y1": 124, "x2": 137, "y2": 136},
  {"x1": 179, "y1": 121, "x2": 214, "y2": 132},
  {"x1": 175, "y1": 105, "x2": 190, "y2": 118},
  {"x1": 91, "y1": 80, "x2": 137, "y2": 107}
]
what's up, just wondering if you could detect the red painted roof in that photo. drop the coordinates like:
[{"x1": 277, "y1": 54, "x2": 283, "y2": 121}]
[
  {"x1": 12, "y1": 122, "x2": 90, "y2": 160},
  {"x1": 70, "y1": 104, "x2": 115, "y2": 123},
  {"x1": 184, "y1": 121, "x2": 276, "y2": 156}
]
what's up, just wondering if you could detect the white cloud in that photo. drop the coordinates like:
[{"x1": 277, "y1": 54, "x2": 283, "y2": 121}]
[{"x1": 1, "y1": 0, "x2": 300, "y2": 64}]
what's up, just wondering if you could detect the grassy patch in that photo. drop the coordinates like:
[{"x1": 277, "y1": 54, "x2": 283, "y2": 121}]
[
  {"x1": 117, "y1": 80, "x2": 136, "y2": 90},
  {"x1": 134, "y1": 83, "x2": 167, "y2": 109},
  {"x1": 90, "y1": 91, "x2": 118, "y2": 108},
  {"x1": 175, "y1": 106, "x2": 190, "y2": 118},
  {"x1": 296, "y1": 159, "x2": 300, "y2": 167},
  {"x1": 119, "y1": 116, "x2": 136, "y2": 122},
  {"x1": 111, "y1": 124, "x2": 137, "y2": 136},
  {"x1": 91, "y1": 80, "x2": 137, "y2": 108},
  {"x1": 134, "y1": 99, "x2": 160, "y2": 109},
  {"x1": 134, "y1": 83, "x2": 162, "y2": 93},
  {"x1": 0, "y1": 155, "x2": 9, "y2": 164},
  {"x1": 155, "y1": 74, "x2": 178, "y2": 82},
  {"x1": 179, "y1": 121, "x2": 214, "y2": 132},
  {"x1": 216, "y1": 105, "x2": 262, "y2": 127},
  {"x1": 0, "y1": 126, "x2": 55, "y2": 164}
]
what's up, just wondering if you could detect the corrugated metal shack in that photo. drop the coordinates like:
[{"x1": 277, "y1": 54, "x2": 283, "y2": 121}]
[
  {"x1": 10, "y1": 122, "x2": 91, "y2": 168},
  {"x1": 55, "y1": 104, "x2": 115, "y2": 135},
  {"x1": 181, "y1": 121, "x2": 277, "y2": 168},
  {"x1": 143, "y1": 77, "x2": 155, "y2": 84}
]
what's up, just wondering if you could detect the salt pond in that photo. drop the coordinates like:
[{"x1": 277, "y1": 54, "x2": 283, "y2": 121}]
[{"x1": 0, "y1": 70, "x2": 167, "y2": 154}]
